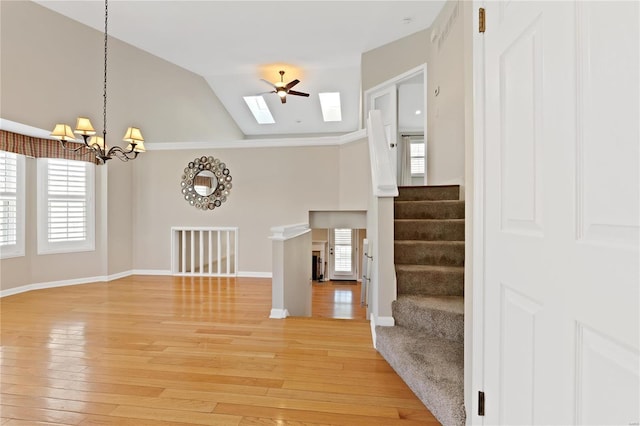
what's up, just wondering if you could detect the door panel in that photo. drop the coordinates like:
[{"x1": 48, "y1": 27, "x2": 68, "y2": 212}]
[
  {"x1": 367, "y1": 86, "x2": 398, "y2": 178},
  {"x1": 482, "y1": 1, "x2": 639, "y2": 424}
]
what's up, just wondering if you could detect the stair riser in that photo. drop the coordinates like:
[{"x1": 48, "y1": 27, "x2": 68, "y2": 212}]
[
  {"x1": 395, "y1": 201, "x2": 465, "y2": 219},
  {"x1": 392, "y1": 300, "x2": 464, "y2": 343},
  {"x1": 396, "y1": 268, "x2": 464, "y2": 297},
  {"x1": 395, "y1": 220, "x2": 465, "y2": 241},
  {"x1": 395, "y1": 242, "x2": 465, "y2": 266},
  {"x1": 396, "y1": 185, "x2": 460, "y2": 201}
]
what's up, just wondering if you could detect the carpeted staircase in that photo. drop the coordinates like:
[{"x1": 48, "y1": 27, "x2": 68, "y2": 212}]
[{"x1": 376, "y1": 185, "x2": 465, "y2": 425}]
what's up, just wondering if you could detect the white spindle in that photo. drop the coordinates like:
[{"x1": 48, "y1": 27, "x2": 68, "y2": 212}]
[{"x1": 181, "y1": 229, "x2": 186, "y2": 273}]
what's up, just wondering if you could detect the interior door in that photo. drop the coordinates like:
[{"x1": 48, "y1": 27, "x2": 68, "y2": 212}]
[
  {"x1": 481, "y1": 1, "x2": 639, "y2": 424},
  {"x1": 328, "y1": 228, "x2": 358, "y2": 281},
  {"x1": 367, "y1": 86, "x2": 398, "y2": 178}
]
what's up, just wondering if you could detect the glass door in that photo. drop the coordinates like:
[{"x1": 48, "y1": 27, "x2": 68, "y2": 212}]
[{"x1": 329, "y1": 228, "x2": 358, "y2": 280}]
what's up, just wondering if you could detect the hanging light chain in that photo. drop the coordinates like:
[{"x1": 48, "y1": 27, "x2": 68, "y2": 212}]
[{"x1": 102, "y1": 0, "x2": 108, "y2": 145}]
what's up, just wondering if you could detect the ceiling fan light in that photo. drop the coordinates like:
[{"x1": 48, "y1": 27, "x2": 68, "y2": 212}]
[{"x1": 277, "y1": 89, "x2": 287, "y2": 98}]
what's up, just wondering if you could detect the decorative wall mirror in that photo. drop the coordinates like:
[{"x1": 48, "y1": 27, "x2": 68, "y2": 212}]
[{"x1": 181, "y1": 156, "x2": 232, "y2": 210}]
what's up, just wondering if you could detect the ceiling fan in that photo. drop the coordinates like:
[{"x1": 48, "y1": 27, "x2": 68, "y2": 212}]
[{"x1": 261, "y1": 70, "x2": 309, "y2": 104}]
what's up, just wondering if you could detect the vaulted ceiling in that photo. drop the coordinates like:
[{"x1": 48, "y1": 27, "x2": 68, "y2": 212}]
[{"x1": 34, "y1": 1, "x2": 445, "y2": 138}]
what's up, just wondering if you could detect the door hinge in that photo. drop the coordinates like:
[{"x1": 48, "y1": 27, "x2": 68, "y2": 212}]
[
  {"x1": 478, "y1": 391, "x2": 485, "y2": 416},
  {"x1": 479, "y1": 8, "x2": 486, "y2": 33}
]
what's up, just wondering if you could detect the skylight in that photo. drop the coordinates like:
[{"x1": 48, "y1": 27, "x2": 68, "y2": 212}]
[
  {"x1": 243, "y1": 96, "x2": 275, "y2": 124},
  {"x1": 318, "y1": 92, "x2": 342, "y2": 122}
]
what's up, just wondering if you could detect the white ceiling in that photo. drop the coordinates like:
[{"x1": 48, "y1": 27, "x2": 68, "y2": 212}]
[{"x1": 34, "y1": 1, "x2": 444, "y2": 137}]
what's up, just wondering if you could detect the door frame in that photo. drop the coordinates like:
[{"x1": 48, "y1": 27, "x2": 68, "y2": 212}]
[
  {"x1": 363, "y1": 64, "x2": 428, "y2": 184},
  {"x1": 469, "y1": 2, "x2": 486, "y2": 424},
  {"x1": 328, "y1": 228, "x2": 359, "y2": 281}
]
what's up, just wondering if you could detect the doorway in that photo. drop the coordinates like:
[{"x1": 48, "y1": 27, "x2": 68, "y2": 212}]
[
  {"x1": 364, "y1": 65, "x2": 427, "y2": 185},
  {"x1": 311, "y1": 227, "x2": 367, "y2": 320}
]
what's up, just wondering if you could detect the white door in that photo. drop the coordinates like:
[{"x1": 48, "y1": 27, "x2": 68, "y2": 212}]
[
  {"x1": 367, "y1": 86, "x2": 398, "y2": 178},
  {"x1": 480, "y1": 1, "x2": 639, "y2": 424},
  {"x1": 329, "y1": 228, "x2": 358, "y2": 281}
]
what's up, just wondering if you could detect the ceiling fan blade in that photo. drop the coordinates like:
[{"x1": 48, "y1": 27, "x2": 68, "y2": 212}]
[
  {"x1": 288, "y1": 90, "x2": 309, "y2": 97},
  {"x1": 285, "y1": 79, "x2": 300, "y2": 90},
  {"x1": 280, "y1": 96, "x2": 286, "y2": 104},
  {"x1": 256, "y1": 90, "x2": 275, "y2": 95},
  {"x1": 260, "y1": 79, "x2": 276, "y2": 88}
]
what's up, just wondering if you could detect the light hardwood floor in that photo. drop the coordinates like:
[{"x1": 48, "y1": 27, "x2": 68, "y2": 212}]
[
  {"x1": 0, "y1": 276, "x2": 438, "y2": 425},
  {"x1": 311, "y1": 281, "x2": 366, "y2": 320}
]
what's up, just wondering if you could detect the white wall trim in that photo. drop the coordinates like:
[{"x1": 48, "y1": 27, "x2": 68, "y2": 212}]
[
  {"x1": 132, "y1": 269, "x2": 172, "y2": 276},
  {"x1": 369, "y1": 314, "x2": 396, "y2": 349},
  {"x1": 238, "y1": 271, "x2": 272, "y2": 278},
  {"x1": 146, "y1": 128, "x2": 367, "y2": 151},
  {"x1": 269, "y1": 223, "x2": 310, "y2": 241},
  {"x1": 0, "y1": 118, "x2": 367, "y2": 150},
  {"x1": 376, "y1": 315, "x2": 395, "y2": 327},
  {"x1": 0, "y1": 271, "x2": 136, "y2": 298},
  {"x1": 269, "y1": 308, "x2": 290, "y2": 319},
  {"x1": 0, "y1": 118, "x2": 58, "y2": 140},
  {"x1": 364, "y1": 64, "x2": 428, "y2": 96}
]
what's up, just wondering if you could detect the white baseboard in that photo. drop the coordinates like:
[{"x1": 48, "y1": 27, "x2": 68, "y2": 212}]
[
  {"x1": 376, "y1": 316, "x2": 395, "y2": 327},
  {"x1": 238, "y1": 271, "x2": 272, "y2": 278},
  {"x1": 369, "y1": 314, "x2": 395, "y2": 349},
  {"x1": 269, "y1": 308, "x2": 289, "y2": 319},
  {"x1": 1, "y1": 269, "x2": 271, "y2": 298},
  {"x1": 1, "y1": 274, "x2": 106, "y2": 298},
  {"x1": 132, "y1": 269, "x2": 172, "y2": 276}
]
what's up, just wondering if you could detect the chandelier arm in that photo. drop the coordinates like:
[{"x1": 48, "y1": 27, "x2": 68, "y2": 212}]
[
  {"x1": 107, "y1": 145, "x2": 139, "y2": 161},
  {"x1": 61, "y1": 140, "x2": 90, "y2": 153}
]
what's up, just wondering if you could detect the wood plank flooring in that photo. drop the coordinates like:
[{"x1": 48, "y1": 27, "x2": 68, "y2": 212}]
[
  {"x1": 0, "y1": 276, "x2": 439, "y2": 425},
  {"x1": 311, "y1": 281, "x2": 366, "y2": 320}
]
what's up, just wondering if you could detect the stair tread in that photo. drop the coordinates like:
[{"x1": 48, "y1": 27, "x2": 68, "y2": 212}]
[
  {"x1": 396, "y1": 264, "x2": 463, "y2": 273},
  {"x1": 394, "y1": 199, "x2": 464, "y2": 205},
  {"x1": 396, "y1": 295, "x2": 464, "y2": 315},
  {"x1": 376, "y1": 326, "x2": 465, "y2": 425},
  {"x1": 395, "y1": 218, "x2": 465, "y2": 223},
  {"x1": 396, "y1": 240, "x2": 465, "y2": 245}
]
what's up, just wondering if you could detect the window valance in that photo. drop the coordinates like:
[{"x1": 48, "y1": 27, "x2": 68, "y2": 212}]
[{"x1": 0, "y1": 130, "x2": 98, "y2": 164}]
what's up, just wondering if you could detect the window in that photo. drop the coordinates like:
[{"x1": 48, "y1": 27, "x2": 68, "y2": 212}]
[
  {"x1": 333, "y1": 228, "x2": 353, "y2": 273},
  {"x1": 37, "y1": 158, "x2": 95, "y2": 254},
  {"x1": 0, "y1": 151, "x2": 25, "y2": 259},
  {"x1": 410, "y1": 140, "x2": 425, "y2": 176}
]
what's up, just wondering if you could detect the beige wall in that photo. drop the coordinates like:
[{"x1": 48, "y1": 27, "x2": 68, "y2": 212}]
[
  {"x1": 0, "y1": 158, "x2": 106, "y2": 291},
  {"x1": 132, "y1": 144, "x2": 370, "y2": 275},
  {"x1": 361, "y1": 1, "x2": 465, "y2": 189},
  {"x1": 0, "y1": 1, "x2": 243, "y2": 143},
  {"x1": 339, "y1": 138, "x2": 371, "y2": 209},
  {"x1": 0, "y1": 1, "x2": 243, "y2": 291},
  {"x1": 426, "y1": 0, "x2": 466, "y2": 188},
  {"x1": 361, "y1": 29, "x2": 430, "y2": 93}
]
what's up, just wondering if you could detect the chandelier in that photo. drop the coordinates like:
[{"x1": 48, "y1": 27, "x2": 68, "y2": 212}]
[{"x1": 50, "y1": 0, "x2": 145, "y2": 163}]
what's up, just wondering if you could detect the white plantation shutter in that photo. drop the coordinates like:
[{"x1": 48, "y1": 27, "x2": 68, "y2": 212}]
[
  {"x1": 38, "y1": 158, "x2": 95, "y2": 254},
  {"x1": 410, "y1": 141, "x2": 425, "y2": 176},
  {"x1": 0, "y1": 152, "x2": 18, "y2": 245},
  {"x1": 333, "y1": 228, "x2": 352, "y2": 272},
  {"x1": 0, "y1": 151, "x2": 24, "y2": 258},
  {"x1": 47, "y1": 160, "x2": 87, "y2": 242}
]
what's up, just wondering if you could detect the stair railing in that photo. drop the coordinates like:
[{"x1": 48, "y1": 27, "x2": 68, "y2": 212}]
[{"x1": 366, "y1": 110, "x2": 398, "y2": 334}]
